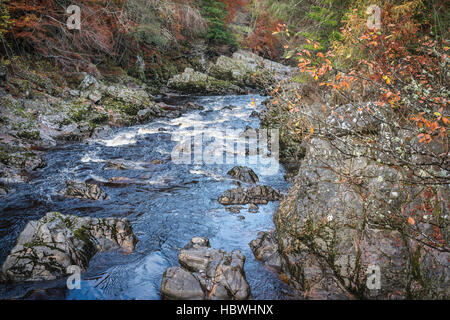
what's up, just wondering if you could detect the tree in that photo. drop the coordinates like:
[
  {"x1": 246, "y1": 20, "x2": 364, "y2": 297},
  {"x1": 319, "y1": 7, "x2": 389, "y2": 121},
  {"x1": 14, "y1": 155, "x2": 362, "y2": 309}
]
[{"x1": 200, "y1": 0, "x2": 236, "y2": 45}]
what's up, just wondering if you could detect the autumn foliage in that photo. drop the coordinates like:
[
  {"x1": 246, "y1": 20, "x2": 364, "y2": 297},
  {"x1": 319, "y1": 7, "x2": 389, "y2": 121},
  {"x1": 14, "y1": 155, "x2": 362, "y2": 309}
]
[
  {"x1": 243, "y1": 10, "x2": 281, "y2": 59},
  {"x1": 3, "y1": 0, "x2": 131, "y2": 68},
  {"x1": 1, "y1": 0, "x2": 208, "y2": 70}
]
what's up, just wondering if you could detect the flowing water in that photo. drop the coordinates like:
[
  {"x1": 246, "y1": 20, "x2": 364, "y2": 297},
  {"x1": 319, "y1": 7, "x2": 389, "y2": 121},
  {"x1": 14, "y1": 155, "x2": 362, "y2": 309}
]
[{"x1": 0, "y1": 94, "x2": 292, "y2": 300}]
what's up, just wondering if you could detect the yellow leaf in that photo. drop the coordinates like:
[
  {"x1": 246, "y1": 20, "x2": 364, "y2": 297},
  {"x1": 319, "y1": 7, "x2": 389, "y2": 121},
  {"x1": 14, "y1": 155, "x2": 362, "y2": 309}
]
[{"x1": 310, "y1": 126, "x2": 315, "y2": 135}]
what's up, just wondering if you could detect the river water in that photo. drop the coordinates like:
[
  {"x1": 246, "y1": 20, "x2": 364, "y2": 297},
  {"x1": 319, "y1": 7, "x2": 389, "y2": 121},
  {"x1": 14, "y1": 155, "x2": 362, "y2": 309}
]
[{"x1": 0, "y1": 94, "x2": 292, "y2": 300}]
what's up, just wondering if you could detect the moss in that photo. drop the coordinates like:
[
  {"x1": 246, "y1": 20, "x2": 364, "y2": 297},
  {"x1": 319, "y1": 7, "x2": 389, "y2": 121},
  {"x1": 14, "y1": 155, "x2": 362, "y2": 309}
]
[
  {"x1": 0, "y1": 150, "x2": 10, "y2": 165},
  {"x1": 89, "y1": 112, "x2": 109, "y2": 124},
  {"x1": 74, "y1": 226, "x2": 92, "y2": 245},
  {"x1": 170, "y1": 78, "x2": 239, "y2": 94},
  {"x1": 17, "y1": 129, "x2": 40, "y2": 141},
  {"x1": 68, "y1": 103, "x2": 90, "y2": 122}
]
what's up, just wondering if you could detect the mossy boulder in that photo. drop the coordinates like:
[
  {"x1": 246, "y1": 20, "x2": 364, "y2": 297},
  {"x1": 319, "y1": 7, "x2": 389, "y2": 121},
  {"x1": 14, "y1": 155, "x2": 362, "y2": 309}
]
[
  {"x1": 1, "y1": 212, "x2": 138, "y2": 282},
  {"x1": 167, "y1": 68, "x2": 244, "y2": 95}
]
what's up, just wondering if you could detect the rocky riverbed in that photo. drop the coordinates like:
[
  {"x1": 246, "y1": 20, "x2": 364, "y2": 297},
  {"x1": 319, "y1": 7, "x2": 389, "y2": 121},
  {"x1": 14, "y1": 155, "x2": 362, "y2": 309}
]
[{"x1": 0, "y1": 88, "x2": 295, "y2": 299}]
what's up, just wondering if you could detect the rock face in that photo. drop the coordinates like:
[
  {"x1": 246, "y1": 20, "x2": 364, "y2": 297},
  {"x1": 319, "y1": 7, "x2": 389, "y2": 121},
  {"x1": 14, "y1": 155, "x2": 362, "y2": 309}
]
[
  {"x1": 161, "y1": 237, "x2": 251, "y2": 300},
  {"x1": 227, "y1": 166, "x2": 259, "y2": 184},
  {"x1": 62, "y1": 180, "x2": 108, "y2": 200},
  {"x1": 218, "y1": 185, "x2": 281, "y2": 205},
  {"x1": 249, "y1": 231, "x2": 281, "y2": 272},
  {"x1": 326, "y1": 103, "x2": 382, "y2": 136},
  {"x1": 1, "y1": 212, "x2": 138, "y2": 282},
  {"x1": 267, "y1": 95, "x2": 450, "y2": 299}
]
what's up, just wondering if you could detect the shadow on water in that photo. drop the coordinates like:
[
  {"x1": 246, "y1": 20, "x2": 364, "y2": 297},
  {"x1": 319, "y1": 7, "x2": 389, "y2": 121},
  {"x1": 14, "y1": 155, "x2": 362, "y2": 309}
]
[{"x1": 0, "y1": 95, "x2": 295, "y2": 300}]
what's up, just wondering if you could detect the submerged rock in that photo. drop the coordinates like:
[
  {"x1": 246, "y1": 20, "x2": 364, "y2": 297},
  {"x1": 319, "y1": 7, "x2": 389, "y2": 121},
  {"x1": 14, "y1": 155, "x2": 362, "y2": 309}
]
[
  {"x1": 183, "y1": 102, "x2": 204, "y2": 111},
  {"x1": 227, "y1": 166, "x2": 259, "y2": 184},
  {"x1": 225, "y1": 206, "x2": 244, "y2": 214},
  {"x1": 62, "y1": 180, "x2": 108, "y2": 200},
  {"x1": 161, "y1": 237, "x2": 251, "y2": 300},
  {"x1": 248, "y1": 203, "x2": 259, "y2": 213},
  {"x1": 1, "y1": 212, "x2": 138, "y2": 282},
  {"x1": 218, "y1": 185, "x2": 281, "y2": 205}
]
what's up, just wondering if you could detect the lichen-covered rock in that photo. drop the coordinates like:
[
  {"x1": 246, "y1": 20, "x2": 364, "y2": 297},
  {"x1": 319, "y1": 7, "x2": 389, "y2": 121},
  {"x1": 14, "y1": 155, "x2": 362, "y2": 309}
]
[
  {"x1": 227, "y1": 166, "x2": 259, "y2": 184},
  {"x1": 161, "y1": 237, "x2": 251, "y2": 300},
  {"x1": 326, "y1": 103, "x2": 382, "y2": 136},
  {"x1": 271, "y1": 128, "x2": 449, "y2": 299},
  {"x1": 167, "y1": 68, "x2": 243, "y2": 95},
  {"x1": 218, "y1": 185, "x2": 281, "y2": 205},
  {"x1": 1, "y1": 212, "x2": 138, "y2": 282},
  {"x1": 62, "y1": 180, "x2": 108, "y2": 200},
  {"x1": 209, "y1": 50, "x2": 293, "y2": 90},
  {"x1": 161, "y1": 267, "x2": 205, "y2": 300}
]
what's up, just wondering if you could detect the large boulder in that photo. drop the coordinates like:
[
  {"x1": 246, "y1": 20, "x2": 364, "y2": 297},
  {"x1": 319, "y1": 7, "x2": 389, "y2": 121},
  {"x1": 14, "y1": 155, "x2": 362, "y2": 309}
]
[
  {"x1": 209, "y1": 50, "x2": 293, "y2": 89},
  {"x1": 1, "y1": 212, "x2": 138, "y2": 282},
  {"x1": 161, "y1": 237, "x2": 251, "y2": 300},
  {"x1": 227, "y1": 166, "x2": 259, "y2": 184},
  {"x1": 61, "y1": 180, "x2": 108, "y2": 200},
  {"x1": 249, "y1": 231, "x2": 282, "y2": 272},
  {"x1": 218, "y1": 185, "x2": 281, "y2": 205},
  {"x1": 167, "y1": 68, "x2": 243, "y2": 95}
]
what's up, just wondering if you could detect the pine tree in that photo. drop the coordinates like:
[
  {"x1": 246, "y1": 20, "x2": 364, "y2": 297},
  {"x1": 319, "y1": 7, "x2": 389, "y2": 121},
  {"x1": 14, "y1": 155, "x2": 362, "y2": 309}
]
[{"x1": 200, "y1": 0, "x2": 235, "y2": 44}]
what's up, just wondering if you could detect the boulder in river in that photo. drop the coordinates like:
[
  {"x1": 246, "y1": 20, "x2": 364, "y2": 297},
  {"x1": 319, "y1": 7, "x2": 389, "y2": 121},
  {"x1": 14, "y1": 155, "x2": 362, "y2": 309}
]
[
  {"x1": 249, "y1": 231, "x2": 282, "y2": 272},
  {"x1": 62, "y1": 180, "x2": 108, "y2": 200},
  {"x1": 1, "y1": 212, "x2": 138, "y2": 282},
  {"x1": 167, "y1": 68, "x2": 243, "y2": 95},
  {"x1": 225, "y1": 206, "x2": 244, "y2": 214},
  {"x1": 208, "y1": 50, "x2": 293, "y2": 90},
  {"x1": 227, "y1": 166, "x2": 259, "y2": 184},
  {"x1": 183, "y1": 102, "x2": 204, "y2": 111},
  {"x1": 218, "y1": 185, "x2": 281, "y2": 205},
  {"x1": 161, "y1": 237, "x2": 251, "y2": 300},
  {"x1": 248, "y1": 203, "x2": 259, "y2": 213}
]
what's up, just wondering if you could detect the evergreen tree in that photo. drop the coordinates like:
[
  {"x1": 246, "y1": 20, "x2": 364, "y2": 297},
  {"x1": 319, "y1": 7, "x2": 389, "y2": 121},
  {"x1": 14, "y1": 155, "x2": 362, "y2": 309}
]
[{"x1": 200, "y1": 0, "x2": 235, "y2": 45}]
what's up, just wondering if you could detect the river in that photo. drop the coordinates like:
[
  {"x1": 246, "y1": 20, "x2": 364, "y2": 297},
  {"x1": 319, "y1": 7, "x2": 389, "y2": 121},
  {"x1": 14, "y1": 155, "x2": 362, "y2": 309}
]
[{"x1": 0, "y1": 94, "x2": 292, "y2": 300}]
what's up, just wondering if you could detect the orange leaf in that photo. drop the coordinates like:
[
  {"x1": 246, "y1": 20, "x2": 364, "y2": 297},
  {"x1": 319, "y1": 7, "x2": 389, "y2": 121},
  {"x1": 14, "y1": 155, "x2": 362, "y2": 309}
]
[{"x1": 408, "y1": 217, "x2": 415, "y2": 225}]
